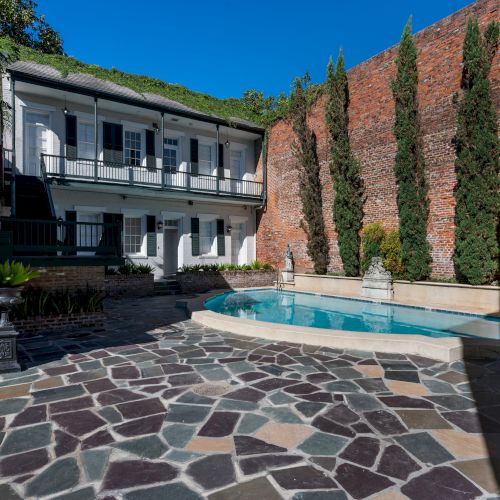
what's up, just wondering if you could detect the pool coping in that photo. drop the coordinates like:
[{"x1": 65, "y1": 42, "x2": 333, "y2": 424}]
[{"x1": 179, "y1": 289, "x2": 500, "y2": 363}]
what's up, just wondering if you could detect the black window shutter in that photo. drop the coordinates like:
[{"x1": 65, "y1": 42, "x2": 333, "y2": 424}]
[
  {"x1": 103, "y1": 123, "x2": 123, "y2": 164},
  {"x1": 98, "y1": 213, "x2": 123, "y2": 256},
  {"x1": 218, "y1": 143, "x2": 224, "y2": 178},
  {"x1": 146, "y1": 130, "x2": 155, "y2": 169},
  {"x1": 64, "y1": 210, "x2": 77, "y2": 255},
  {"x1": 65, "y1": 115, "x2": 77, "y2": 160},
  {"x1": 190, "y1": 138, "x2": 198, "y2": 176},
  {"x1": 103, "y1": 122, "x2": 112, "y2": 149},
  {"x1": 191, "y1": 217, "x2": 200, "y2": 256},
  {"x1": 146, "y1": 214, "x2": 156, "y2": 256},
  {"x1": 217, "y1": 218, "x2": 225, "y2": 256}
]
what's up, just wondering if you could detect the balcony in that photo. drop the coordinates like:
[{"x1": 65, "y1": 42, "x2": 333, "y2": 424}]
[{"x1": 41, "y1": 154, "x2": 264, "y2": 200}]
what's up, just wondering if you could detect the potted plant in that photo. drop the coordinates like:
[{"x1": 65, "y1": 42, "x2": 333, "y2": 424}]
[{"x1": 0, "y1": 261, "x2": 39, "y2": 372}]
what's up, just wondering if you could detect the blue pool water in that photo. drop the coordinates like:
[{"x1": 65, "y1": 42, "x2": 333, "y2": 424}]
[{"x1": 205, "y1": 289, "x2": 500, "y2": 339}]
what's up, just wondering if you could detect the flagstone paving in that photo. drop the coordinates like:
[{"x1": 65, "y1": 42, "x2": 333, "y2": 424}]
[{"x1": 0, "y1": 295, "x2": 499, "y2": 499}]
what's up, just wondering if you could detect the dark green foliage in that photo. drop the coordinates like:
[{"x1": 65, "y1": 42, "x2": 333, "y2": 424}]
[
  {"x1": 180, "y1": 261, "x2": 273, "y2": 273},
  {"x1": 453, "y1": 18, "x2": 499, "y2": 285},
  {"x1": 325, "y1": 51, "x2": 364, "y2": 277},
  {"x1": 290, "y1": 74, "x2": 330, "y2": 275},
  {"x1": 360, "y1": 222, "x2": 385, "y2": 273},
  {"x1": 0, "y1": 0, "x2": 63, "y2": 54},
  {"x1": 380, "y1": 230, "x2": 406, "y2": 278},
  {"x1": 391, "y1": 18, "x2": 432, "y2": 281},
  {"x1": 12, "y1": 286, "x2": 105, "y2": 319}
]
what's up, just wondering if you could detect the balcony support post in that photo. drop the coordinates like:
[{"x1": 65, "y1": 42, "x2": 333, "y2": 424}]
[
  {"x1": 93, "y1": 96, "x2": 98, "y2": 182},
  {"x1": 216, "y1": 124, "x2": 220, "y2": 195},
  {"x1": 10, "y1": 77, "x2": 16, "y2": 217},
  {"x1": 161, "y1": 112, "x2": 165, "y2": 190}
]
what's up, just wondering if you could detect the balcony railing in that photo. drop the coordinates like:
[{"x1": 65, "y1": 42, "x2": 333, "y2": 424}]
[
  {"x1": 42, "y1": 154, "x2": 263, "y2": 199},
  {"x1": 1, "y1": 148, "x2": 13, "y2": 189},
  {"x1": 0, "y1": 217, "x2": 122, "y2": 259}
]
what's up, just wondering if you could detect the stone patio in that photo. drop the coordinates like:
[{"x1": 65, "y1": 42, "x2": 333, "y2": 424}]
[{"x1": 0, "y1": 295, "x2": 499, "y2": 499}]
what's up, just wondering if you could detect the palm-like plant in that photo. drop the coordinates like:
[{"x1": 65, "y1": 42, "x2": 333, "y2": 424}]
[{"x1": 0, "y1": 261, "x2": 40, "y2": 287}]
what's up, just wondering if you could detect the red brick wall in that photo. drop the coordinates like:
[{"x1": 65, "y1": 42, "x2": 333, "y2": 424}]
[
  {"x1": 256, "y1": 0, "x2": 499, "y2": 277},
  {"x1": 31, "y1": 266, "x2": 105, "y2": 291}
]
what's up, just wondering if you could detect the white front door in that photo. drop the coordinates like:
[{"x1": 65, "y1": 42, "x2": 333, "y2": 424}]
[
  {"x1": 25, "y1": 111, "x2": 50, "y2": 176},
  {"x1": 231, "y1": 222, "x2": 247, "y2": 265}
]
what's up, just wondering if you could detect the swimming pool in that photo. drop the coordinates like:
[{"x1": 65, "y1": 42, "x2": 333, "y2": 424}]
[{"x1": 205, "y1": 289, "x2": 500, "y2": 340}]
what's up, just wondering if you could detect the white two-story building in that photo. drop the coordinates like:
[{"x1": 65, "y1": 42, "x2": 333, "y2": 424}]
[{"x1": 1, "y1": 61, "x2": 266, "y2": 278}]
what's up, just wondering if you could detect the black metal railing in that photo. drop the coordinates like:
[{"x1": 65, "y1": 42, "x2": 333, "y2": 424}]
[
  {"x1": 0, "y1": 217, "x2": 122, "y2": 258},
  {"x1": 42, "y1": 154, "x2": 263, "y2": 199},
  {"x1": 1, "y1": 148, "x2": 13, "y2": 189}
]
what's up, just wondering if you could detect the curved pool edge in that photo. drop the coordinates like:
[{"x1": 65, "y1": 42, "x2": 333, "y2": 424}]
[{"x1": 178, "y1": 290, "x2": 500, "y2": 363}]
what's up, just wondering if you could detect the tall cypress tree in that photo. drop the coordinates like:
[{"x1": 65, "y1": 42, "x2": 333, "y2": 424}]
[
  {"x1": 290, "y1": 74, "x2": 329, "y2": 274},
  {"x1": 454, "y1": 18, "x2": 499, "y2": 285},
  {"x1": 325, "y1": 51, "x2": 364, "y2": 276},
  {"x1": 391, "y1": 18, "x2": 431, "y2": 281}
]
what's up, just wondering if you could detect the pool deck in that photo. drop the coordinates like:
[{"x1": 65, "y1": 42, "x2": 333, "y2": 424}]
[
  {"x1": 184, "y1": 290, "x2": 500, "y2": 363},
  {"x1": 0, "y1": 295, "x2": 499, "y2": 499}
]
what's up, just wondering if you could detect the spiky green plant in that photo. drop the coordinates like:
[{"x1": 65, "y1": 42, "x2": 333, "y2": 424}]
[{"x1": 0, "y1": 260, "x2": 39, "y2": 287}]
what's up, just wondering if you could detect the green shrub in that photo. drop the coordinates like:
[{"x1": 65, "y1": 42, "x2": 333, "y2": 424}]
[
  {"x1": 361, "y1": 223, "x2": 385, "y2": 273},
  {"x1": 112, "y1": 263, "x2": 155, "y2": 275},
  {"x1": 134, "y1": 264, "x2": 155, "y2": 274},
  {"x1": 0, "y1": 261, "x2": 39, "y2": 287},
  {"x1": 12, "y1": 287, "x2": 105, "y2": 320},
  {"x1": 179, "y1": 261, "x2": 274, "y2": 273},
  {"x1": 380, "y1": 230, "x2": 406, "y2": 278}
]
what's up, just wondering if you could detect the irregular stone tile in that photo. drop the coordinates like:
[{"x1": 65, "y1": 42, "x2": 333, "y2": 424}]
[
  {"x1": 335, "y1": 462, "x2": 394, "y2": 498},
  {"x1": 32, "y1": 384, "x2": 84, "y2": 404},
  {"x1": 223, "y1": 387, "x2": 266, "y2": 402},
  {"x1": 252, "y1": 377, "x2": 297, "y2": 391},
  {"x1": 81, "y1": 449, "x2": 110, "y2": 480},
  {"x1": 113, "y1": 414, "x2": 164, "y2": 437},
  {"x1": 67, "y1": 369, "x2": 107, "y2": 384},
  {"x1": 354, "y1": 378, "x2": 388, "y2": 393},
  {"x1": 0, "y1": 448, "x2": 49, "y2": 476},
  {"x1": 437, "y1": 371, "x2": 469, "y2": 384},
  {"x1": 401, "y1": 465, "x2": 482, "y2": 499},
  {"x1": 339, "y1": 436, "x2": 379, "y2": 467},
  {"x1": 50, "y1": 396, "x2": 94, "y2": 414},
  {"x1": 355, "y1": 364, "x2": 385, "y2": 378},
  {"x1": 385, "y1": 371, "x2": 420, "y2": 383},
  {"x1": 161, "y1": 363, "x2": 194, "y2": 375},
  {"x1": 11, "y1": 404, "x2": 47, "y2": 427},
  {"x1": 198, "y1": 412, "x2": 240, "y2": 437},
  {"x1": 395, "y1": 432, "x2": 454, "y2": 465},
  {"x1": 309, "y1": 456, "x2": 336, "y2": 471},
  {"x1": 452, "y1": 458, "x2": 500, "y2": 494},
  {"x1": 166, "y1": 449, "x2": 201, "y2": 462},
  {"x1": 271, "y1": 465, "x2": 337, "y2": 490},
  {"x1": 177, "y1": 391, "x2": 215, "y2": 405},
  {"x1": 161, "y1": 387, "x2": 186, "y2": 400},
  {"x1": 324, "y1": 381, "x2": 360, "y2": 393},
  {"x1": 0, "y1": 484, "x2": 22, "y2": 500},
  {"x1": 187, "y1": 454, "x2": 235, "y2": 490},
  {"x1": 295, "y1": 402, "x2": 325, "y2": 418},
  {"x1": 306, "y1": 372, "x2": 336, "y2": 384},
  {"x1": 102, "y1": 459, "x2": 178, "y2": 490},
  {"x1": 208, "y1": 477, "x2": 282, "y2": 500},
  {"x1": 379, "y1": 395, "x2": 433, "y2": 408},
  {"x1": 380, "y1": 361, "x2": 417, "y2": 371},
  {"x1": 441, "y1": 411, "x2": 483, "y2": 433},
  {"x1": 346, "y1": 393, "x2": 382, "y2": 411},
  {"x1": 111, "y1": 366, "x2": 140, "y2": 379},
  {"x1": 0, "y1": 423, "x2": 51, "y2": 455},
  {"x1": 238, "y1": 372, "x2": 268, "y2": 382},
  {"x1": 312, "y1": 416, "x2": 355, "y2": 437},
  {"x1": 262, "y1": 406, "x2": 302, "y2": 423},
  {"x1": 96, "y1": 388, "x2": 145, "y2": 406},
  {"x1": 84, "y1": 378, "x2": 117, "y2": 393},
  {"x1": 377, "y1": 444, "x2": 421, "y2": 480},
  {"x1": 165, "y1": 404, "x2": 211, "y2": 423},
  {"x1": 116, "y1": 397, "x2": 165, "y2": 419},
  {"x1": 54, "y1": 430, "x2": 79, "y2": 457},
  {"x1": 52, "y1": 486, "x2": 96, "y2": 500},
  {"x1": 52, "y1": 409, "x2": 106, "y2": 436},
  {"x1": 0, "y1": 398, "x2": 28, "y2": 415},
  {"x1": 237, "y1": 414, "x2": 269, "y2": 434},
  {"x1": 162, "y1": 423, "x2": 196, "y2": 448},
  {"x1": 25, "y1": 457, "x2": 80, "y2": 497},
  {"x1": 0, "y1": 383, "x2": 30, "y2": 400},
  {"x1": 239, "y1": 454, "x2": 303, "y2": 475},
  {"x1": 192, "y1": 382, "x2": 232, "y2": 397},
  {"x1": 352, "y1": 422, "x2": 373, "y2": 433},
  {"x1": 81, "y1": 429, "x2": 114, "y2": 450},
  {"x1": 168, "y1": 373, "x2": 204, "y2": 386},
  {"x1": 33, "y1": 376, "x2": 64, "y2": 390},
  {"x1": 364, "y1": 410, "x2": 407, "y2": 435},
  {"x1": 386, "y1": 379, "x2": 429, "y2": 396},
  {"x1": 432, "y1": 430, "x2": 490, "y2": 459},
  {"x1": 298, "y1": 431, "x2": 347, "y2": 456},
  {"x1": 217, "y1": 399, "x2": 258, "y2": 411},
  {"x1": 422, "y1": 379, "x2": 455, "y2": 394},
  {"x1": 255, "y1": 423, "x2": 313, "y2": 448},
  {"x1": 114, "y1": 435, "x2": 168, "y2": 459},
  {"x1": 299, "y1": 392, "x2": 333, "y2": 403},
  {"x1": 98, "y1": 406, "x2": 122, "y2": 424},
  {"x1": 396, "y1": 409, "x2": 452, "y2": 429},
  {"x1": 124, "y1": 482, "x2": 202, "y2": 500},
  {"x1": 284, "y1": 382, "x2": 321, "y2": 395},
  {"x1": 324, "y1": 404, "x2": 360, "y2": 425},
  {"x1": 43, "y1": 364, "x2": 78, "y2": 376},
  {"x1": 234, "y1": 435, "x2": 287, "y2": 455},
  {"x1": 185, "y1": 437, "x2": 234, "y2": 453},
  {"x1": 269, "y1": 391, "x2": 298, "y2": 405},
  {"x1": 292, "y1": 491, "x2": 347, "y2": 500},
  {"x1": 424, "y1": 395, "x2": 475, "y2": 410}
]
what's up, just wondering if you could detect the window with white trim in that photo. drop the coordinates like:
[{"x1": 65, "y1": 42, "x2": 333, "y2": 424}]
[
  {"x1": 78, "y1": 122, "x2": 95, "y2": 160},
  {"x1": 163, "y1": 137, "x2": 180, "y2": 172},
  {"x1": 124, "y1": 130, "x2": 142, "y2": 166},
  {"x1": 199, "y1": 143, "x2": 214, "y2": 176},
  {"x1": 123, "y1": 216, "x2": 143, "y2": 254},
  {"x1": 200, "y1": 218, "x2": 217, "y2": 255}
]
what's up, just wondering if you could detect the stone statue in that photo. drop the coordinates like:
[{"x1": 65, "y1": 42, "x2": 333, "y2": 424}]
[
  {"x1": 361, "y1": 257, "x2": 393, "y2": 300},
  {"x1": 284, "y1": 244, "x2": 294, "y2": 272},
  {"x1": 364, "y1": 257, "x2": 391, "y2": 280}
]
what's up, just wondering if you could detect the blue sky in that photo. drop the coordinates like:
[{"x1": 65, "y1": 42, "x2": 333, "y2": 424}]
[{"x1": 38, "y1": 0, "x2": 473, "y2": 99}]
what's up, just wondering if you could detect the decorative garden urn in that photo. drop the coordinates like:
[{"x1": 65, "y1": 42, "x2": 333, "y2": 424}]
[{"x1": 0, "y1": 287, "x2": 23, "y2": 372}]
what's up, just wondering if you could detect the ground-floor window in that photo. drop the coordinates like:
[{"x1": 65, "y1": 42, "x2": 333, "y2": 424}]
[
  {"x1": 200, "y1": 218, "x2": 217, "y2": 256},
  {"x1": 124, "y1": 216, "x2": 143, "y2": 255}
]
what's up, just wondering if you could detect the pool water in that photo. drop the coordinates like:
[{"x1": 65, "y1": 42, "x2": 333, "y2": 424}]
[{"x1": 205, "y1": 289, "x2": 500, "y2": 339}]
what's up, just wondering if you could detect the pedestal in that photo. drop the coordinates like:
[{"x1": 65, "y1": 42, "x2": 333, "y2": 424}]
[
  {"x1": 282, "y1": 270, "x2": 294, "y2": 283},
  {"x1": 0, "y1": 325, "x2": 21, "y2": 373}
]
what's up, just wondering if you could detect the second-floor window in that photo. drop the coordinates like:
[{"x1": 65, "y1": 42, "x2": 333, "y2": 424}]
[
  {"x1": 124, "y1": 131, "x2": 142, "y2": 166},
  {"x1": 78, "y1": 122, "x2": 95, "y2": 160},
  {"x1": 163, "y1": 137, "x2": 179, "y2": 172}
]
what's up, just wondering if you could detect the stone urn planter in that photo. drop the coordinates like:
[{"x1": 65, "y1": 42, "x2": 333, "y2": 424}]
[{"x1": 0, "y1": 287, "x2": 23, "y2": 372}]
